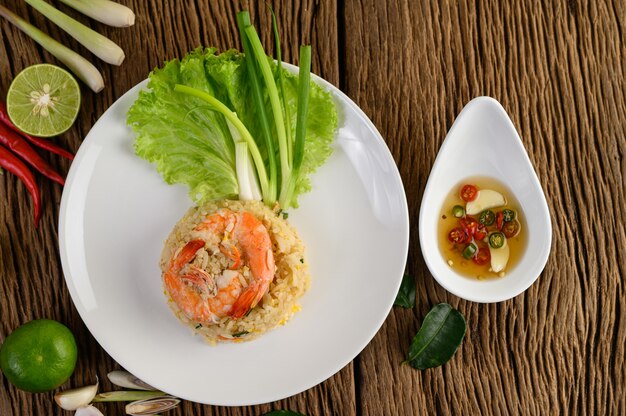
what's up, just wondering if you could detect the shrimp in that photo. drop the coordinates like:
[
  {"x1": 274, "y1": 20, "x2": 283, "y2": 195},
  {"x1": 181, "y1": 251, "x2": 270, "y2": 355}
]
[{"x1": 163, "y1": 209, "x2": 275, "y2": 324}]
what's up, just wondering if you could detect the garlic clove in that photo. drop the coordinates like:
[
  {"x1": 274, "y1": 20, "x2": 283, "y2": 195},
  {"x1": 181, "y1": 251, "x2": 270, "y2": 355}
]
[
  {"x1": 107, "y1": 370, "x2": 155, "y2": 391},
  {"x1": 54, "y1": 379, "x2": 99, "y2": 411},
  {"x1": 75, "y1": 405, "x2": 105, "y2": 416}
]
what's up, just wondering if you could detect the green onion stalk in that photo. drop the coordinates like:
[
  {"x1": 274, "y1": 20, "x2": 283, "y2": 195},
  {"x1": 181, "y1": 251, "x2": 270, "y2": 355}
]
[
  {"x1": 279, "y1": 45, "x2": 311, "y2": 208},
  {"x1": 173, "y1": 84, "x2": 271, "y2": 203},
  {"x1": 226, "y1": 118, "x2": 262, "y2": 201},
  {"x1": 244, "y1": 25, "x2": 291, "y2": 192},
  {"x1": 236, "y1": 11, "x2": 277, "y2": 205},
  {"x1": 25, "y1": 0, "x2": 125, "y2": 65},
  {"x1": 269, "y1": 7, "x2": 293, "y2": 163},
  {"x1": 0, "y1": 5, "x2": 104, "y2": 92}
]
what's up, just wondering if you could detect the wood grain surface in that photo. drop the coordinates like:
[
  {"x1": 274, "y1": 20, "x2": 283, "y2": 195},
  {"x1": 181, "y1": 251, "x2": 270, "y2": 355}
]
[{"x1": 0, "y1": 0, "x2": 624, "y2": 415}]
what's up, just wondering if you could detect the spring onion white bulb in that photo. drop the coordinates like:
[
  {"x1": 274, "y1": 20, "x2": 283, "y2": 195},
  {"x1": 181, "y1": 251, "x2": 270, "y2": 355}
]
[
  {"x1": 227, "y1": 118, "x2": 262, "y2": 201},
  {"x1": 25, "y1": 0, "x2": 125, "y2": 65},
  {"x1": 235, "y1": 142, "x2": 263, "y2": 201},
  {"x1": 57, "y1": 0, "x2": 135, "y2": 27},
  {"x1": 0, "y1": 5, "x2": 104, "y2": 92}
]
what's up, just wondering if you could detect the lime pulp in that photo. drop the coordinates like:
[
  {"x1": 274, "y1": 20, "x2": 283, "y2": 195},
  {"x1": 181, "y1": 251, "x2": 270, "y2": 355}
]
[{"x1": 6, "y1": 64, "x2": 80, "y2": 137}]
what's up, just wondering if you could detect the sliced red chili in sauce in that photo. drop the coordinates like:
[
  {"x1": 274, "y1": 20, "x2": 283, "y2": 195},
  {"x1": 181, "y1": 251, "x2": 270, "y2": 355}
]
[
  {"x1": 448, "y1": 227, "x2": 468, "y2": 244},
  {"x1": 460, "y1": 184, "x2": 478, "y2": 202}
]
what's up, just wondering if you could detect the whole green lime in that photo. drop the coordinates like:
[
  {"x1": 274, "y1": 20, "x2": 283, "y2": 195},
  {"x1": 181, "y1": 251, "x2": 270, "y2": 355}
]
[{"x1": 0, "y1": 319, "x2": 77, "y2": 393}]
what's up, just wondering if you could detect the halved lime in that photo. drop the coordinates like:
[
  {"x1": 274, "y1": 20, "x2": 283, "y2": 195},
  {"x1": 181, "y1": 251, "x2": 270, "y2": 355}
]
[{"x1": 6, "y1": 64, "x2": 81, "y2": 137}]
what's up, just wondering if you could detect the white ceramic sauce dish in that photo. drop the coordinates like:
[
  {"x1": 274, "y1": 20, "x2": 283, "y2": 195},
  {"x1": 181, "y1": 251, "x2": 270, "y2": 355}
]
[{"x1": 419, "y1": 97, "x2": 551, "y2": 303}]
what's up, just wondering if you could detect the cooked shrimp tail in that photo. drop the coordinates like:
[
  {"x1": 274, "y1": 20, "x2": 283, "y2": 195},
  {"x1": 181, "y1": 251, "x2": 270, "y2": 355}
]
[{"x1": 229, "y1": 283, "x2": 263, "y2": 318}]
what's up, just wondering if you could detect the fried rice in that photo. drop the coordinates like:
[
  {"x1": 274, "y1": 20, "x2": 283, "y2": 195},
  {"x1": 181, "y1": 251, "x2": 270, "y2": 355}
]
[{"x1": 160, "y1": 199, "x2": 309, "y2": 344}]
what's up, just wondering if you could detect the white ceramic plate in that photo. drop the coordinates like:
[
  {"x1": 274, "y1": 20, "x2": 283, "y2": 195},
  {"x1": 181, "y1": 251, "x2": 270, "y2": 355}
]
[
  {"x1": 59, "y1": 70, "x2": 409, "y2": 406},
  {"x1": 419, "y1": 97, "x2": 551, "y2": 303}
]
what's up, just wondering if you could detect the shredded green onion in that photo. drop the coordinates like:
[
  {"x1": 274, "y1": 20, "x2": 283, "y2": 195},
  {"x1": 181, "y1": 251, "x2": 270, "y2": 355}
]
[
  {"x1": 25, "y1": 0, "x2": 125, "y2": 65},
  {"x1": 0, "y1": 5, "x2": 104, "y2": 92},
  {"x1": 57, "y1": 0, "x2": 135, "y2": 27}
]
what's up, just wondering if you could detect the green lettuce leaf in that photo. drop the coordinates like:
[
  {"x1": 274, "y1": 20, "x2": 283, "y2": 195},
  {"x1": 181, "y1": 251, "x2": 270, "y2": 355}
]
[{"x1": 127, "y1": 47, "x2": 337, "y2": 206}]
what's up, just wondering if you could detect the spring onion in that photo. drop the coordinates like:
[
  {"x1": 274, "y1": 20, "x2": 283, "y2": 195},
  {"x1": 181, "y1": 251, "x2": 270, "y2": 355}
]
[
  {"x1": 227, "y1": 118, "x2": 262, "y2": 201},
  {"x1": 244, "y1": 25, "x2": 290, "y2": 187},
  {"x1": 270, "y1": 7, "x2": 293, "y2": 162},
  {"x1": 279, "y1": 45, "x2": 311, "y2": 208},
  {"x1": 57, "y1": 0, "x2": 135, "y2": 27},
  {"x1": 235, "y1": 142, "x2": 263, "y2": 200},
  {"x1": 25, "y1": 0, "x2": 125, "y2": 65},
  {"x1": 173, "y1": 84, "x2": 271, "y2": 202},
  {"x1": 0, "y1": 5, "x2": 104, "y2": 92},
  {"x1": 236, "y1": 11, "x2": 277, "y2": 204}
]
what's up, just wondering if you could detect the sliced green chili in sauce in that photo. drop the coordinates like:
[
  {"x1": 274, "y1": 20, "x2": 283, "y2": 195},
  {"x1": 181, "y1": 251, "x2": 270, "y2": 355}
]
[
  {"x1": 452, "y1": 205, "x2": 465, "y2": 218},
  {"x1": 479, "y1": 210, "x2": 495, "y2": 225},
  {"x1": 462, "y1": 243, "x2": 477, "y2": 259},
  {"x1": 488, "y1": 232, "x2": 506, "y2": 249},
  {"x1": 502, "y1": 209, "x2": 516, "y2": 222}
]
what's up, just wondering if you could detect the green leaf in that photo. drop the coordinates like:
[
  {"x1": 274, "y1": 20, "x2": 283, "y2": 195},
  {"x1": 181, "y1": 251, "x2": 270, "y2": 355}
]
[
  {"x1": 394, "y1": 274, "x2": 415, "y2": 308},
  {"x1": 127, "y1": 48, "x2": 238, "y2": 204},
  {"x1": 262, "y1": 411, "x2": 306, "y2": 416},
  {"x1": 407, "y1": 303, "x2": 466, "y2": 370}
]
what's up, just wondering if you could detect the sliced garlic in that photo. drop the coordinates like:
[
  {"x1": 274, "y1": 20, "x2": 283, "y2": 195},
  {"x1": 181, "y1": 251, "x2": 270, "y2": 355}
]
[
  {"x1": 465, "y1": 189, "x2": 506, "y2": 215},
  {"x1": 489, "y1": 239, "x2": 510, "y2": 273},
  {"x1": 75, "y1": 405, "x2": 105, "y2": 416}
]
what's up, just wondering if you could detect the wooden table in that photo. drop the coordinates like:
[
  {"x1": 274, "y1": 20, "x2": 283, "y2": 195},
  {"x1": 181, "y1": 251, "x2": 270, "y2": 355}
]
[{"x1": 1, "y1": 1, "x2": 624, "y2": 414}]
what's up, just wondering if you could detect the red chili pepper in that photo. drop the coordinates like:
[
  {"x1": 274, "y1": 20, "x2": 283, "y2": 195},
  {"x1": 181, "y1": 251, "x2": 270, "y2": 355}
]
[
  {"x1": 0, "y1": 144, "x2": 40, "y2": 227},
  {"x1": 0, "y1": 122, "x2": 65, "y2": 185},
  {"x1": 459, "y1": 217, "x2": 478, "y2": 236},
  {"x1": 474, "y1": 224, "x2": 488, "y2": 240},
  {"x1": 495, "y1": 211, "x2": 504, "y2": 230},
  {"x1": 0, "y1": 102, "x2": 74, "y2": 161}
]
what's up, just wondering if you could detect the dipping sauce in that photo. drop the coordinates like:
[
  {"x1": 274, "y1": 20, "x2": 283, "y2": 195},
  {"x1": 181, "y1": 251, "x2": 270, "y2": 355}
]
[{"x1": 438, "y1": 177, "x2": 527, "y2": 279}]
